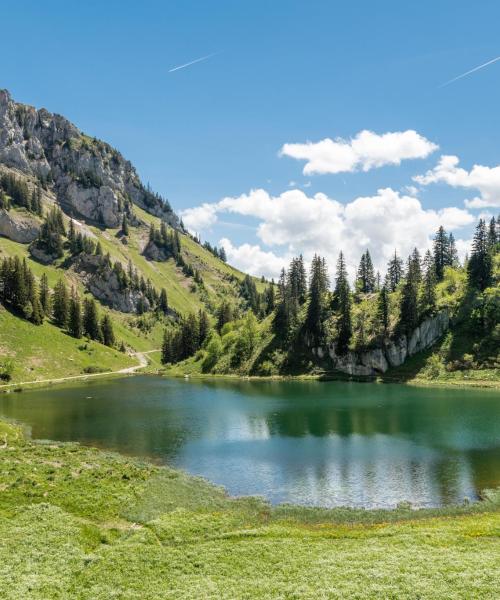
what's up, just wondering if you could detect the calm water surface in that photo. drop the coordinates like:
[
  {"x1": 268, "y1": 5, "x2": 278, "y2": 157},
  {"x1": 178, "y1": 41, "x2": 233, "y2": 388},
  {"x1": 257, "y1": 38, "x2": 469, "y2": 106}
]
[{"x1": 1, "y1": 376, "x2": 499, "y2": 508}]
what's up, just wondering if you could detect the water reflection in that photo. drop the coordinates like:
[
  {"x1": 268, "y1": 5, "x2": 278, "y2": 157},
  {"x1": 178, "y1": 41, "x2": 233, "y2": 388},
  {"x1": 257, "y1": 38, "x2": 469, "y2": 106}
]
[{"x1": 0, "y1": 376, "x2": 498, "y2": 508}]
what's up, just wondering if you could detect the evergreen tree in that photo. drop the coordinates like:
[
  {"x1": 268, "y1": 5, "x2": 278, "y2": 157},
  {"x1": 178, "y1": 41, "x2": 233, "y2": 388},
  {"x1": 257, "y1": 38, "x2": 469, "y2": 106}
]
[
  {"x1": 356, "y1": 250, "x2": 376, "y2": 294},
  {"x1": 400, "y1": 257, "x2": 419, "y2": 332},
  {"x1": 100, "y1": 314, "x2": 115, "y2": 347},
  {"x1": 467, "y1": 219, "x2": 492, "y2": 290},
  {"x1": 39, "y1": 273, "x2": 51, "y2": 316},
  {"x1": 121, "y1": 215, "x2": 129, "y2": 236},
  {"x1": 305, "y1": 254, "x2": 329, "y2": 346},
  {"x1": 333, "y1": 252, "x2": 352, "y2": 354},
  {"x1": 386, "y1": 250, "x2": 403, "y2": 291},
  {"x1": 420, "y1": 250, "x2": 436, "y2": 314},
  {"x1": 198, "y1": 310, "x2": 210, "y2": 346},
  {"x1": 219, "y1": 246, "x2": 227, "y2": 262},
  {"x1": 487, "y1": 216, "x2": 498, "y2": 249},
  {"x1": 377, "y1": 285, "x2": 390, "y2": 335},
  {"x1": 52, "y1": 279, "x2": 69, "y2": 328},
  {"x1": 161, "y1": 329, "x2": 175, "y2": 364},
  {"x1": 273, "y1": 268, "x2": 290, "y2": 337},
  {"x1": 158, "y1": 288, "x2": 169, "y2": 314},
  {"x1": 68, "y1": 288, "x2": 83, "y2": 338},
  {"x1": 83, "y1": 298, "x2": 101, "y2": 340},
  {"x1": 433, "y1": 226, "x2": 449, "y2": 281},
  {"x1": 216, "y1": 300, "x2": 233, "y2": 332},
  {"x1": 447, "y1": 233, "x2": 459, "y2": 267}
]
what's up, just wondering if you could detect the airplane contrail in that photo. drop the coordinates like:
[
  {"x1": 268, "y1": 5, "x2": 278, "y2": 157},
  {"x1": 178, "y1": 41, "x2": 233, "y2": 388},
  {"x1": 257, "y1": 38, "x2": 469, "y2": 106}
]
[
  {"x1": 440, "y1": 55, "x2": 500, "y2": 87},
  {"x1": 168, "y1": 52, "x2": 218, "y2": 73}
]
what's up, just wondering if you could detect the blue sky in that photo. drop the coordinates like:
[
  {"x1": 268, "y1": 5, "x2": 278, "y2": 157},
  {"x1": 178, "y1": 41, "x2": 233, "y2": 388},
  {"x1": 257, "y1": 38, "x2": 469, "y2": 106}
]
[{"x1": 3, "y1": 0, "x2": 500, "y2": 277}]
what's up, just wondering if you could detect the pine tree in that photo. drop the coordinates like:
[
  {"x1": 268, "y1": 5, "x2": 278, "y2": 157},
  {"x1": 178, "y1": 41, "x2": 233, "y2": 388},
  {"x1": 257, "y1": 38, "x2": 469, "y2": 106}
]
[
  {"x1": 83, "y1": 298, "x2": 101, "y2": 340},
  {"x1": 39, "y1": 273, "x2": 51, "y2": 316},
  {"x1": 68, "y1": 288, "x2": 83, "y2": 338},
  {"x1": 52, "y1": 279, "x2": 69, "y2": 328},
  {"x1": 467, "y1": 219, "x2": 492, "y2": 290},
  {"x1": 487, "y1": 216, "x2": 498, "y2": 249},
  {"x1": 198, "y1": 310, "x2": 210, "y2": 346},
  {"x1": 161, "y1": 329, "x2": 175, "y2": 364},
  {"x1": 121, "y1": 215, "x2": 129, "y2": 236},
  {"x1": 305, "y1": 254, "x2": 329, "y2": 346},
  {"x1": 219, "y1": 246, "x2": 227, "y2": 262},
  {"x1": 400, "y1": 257, "x2": 419, "y2": 332},
  {"x1": 158, "y1": 288, "x2": 169, "y2": 314},
  {"x1": 433, "y1": 226, "x2": 449, "y2": 281},
  {"x1": 386, "y1": 250, "x2": 403, "y2": 291},
  {"x1": 447, "y1": 233, "x2": 459, "y2": 267},
  {"x1": 377, "y1": 285, "x2": 390, "y2": 335},
  {"x1": 100, "y1": 314, "x2": 115, "y2": 347},
  {"x1": 420, "y1": 250, "x2": 436, "y2": 314},
  {"x1": 273, "y1": 268, "x2": 290, "y2": 337},
  {"x1": 356, "y1": 250, "x2": 376, "y2": 294},
  {"x1": 333, "y1": 252, "x2": 352, "y2": 354},
  {"x1": 216, "y1": 300, "x2": 233, "y2": 332}
]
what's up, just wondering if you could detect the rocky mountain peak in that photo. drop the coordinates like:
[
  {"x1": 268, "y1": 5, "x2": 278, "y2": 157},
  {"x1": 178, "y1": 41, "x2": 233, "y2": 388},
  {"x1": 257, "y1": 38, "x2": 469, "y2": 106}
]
[{"x1": 0, "y1": 89, "x2": 179, "y2": 229}]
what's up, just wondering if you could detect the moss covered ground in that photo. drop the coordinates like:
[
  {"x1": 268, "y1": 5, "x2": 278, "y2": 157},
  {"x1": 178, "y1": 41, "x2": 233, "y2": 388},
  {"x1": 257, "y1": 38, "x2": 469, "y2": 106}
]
[{"x1": 0, "y1": 419, "x2": 499, "y2": 599}]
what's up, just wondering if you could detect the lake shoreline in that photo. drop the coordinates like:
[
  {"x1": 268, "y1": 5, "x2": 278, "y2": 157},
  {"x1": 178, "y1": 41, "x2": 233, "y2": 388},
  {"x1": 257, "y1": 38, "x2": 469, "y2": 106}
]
[{"x1": 1, "y1": 366, "x2": 498, "y2": 393}]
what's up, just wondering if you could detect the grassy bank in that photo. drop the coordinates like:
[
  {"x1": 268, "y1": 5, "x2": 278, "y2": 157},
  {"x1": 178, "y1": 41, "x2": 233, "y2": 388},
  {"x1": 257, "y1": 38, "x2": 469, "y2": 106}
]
[{"x1": 1, "y1": 419, "x2": 499, "y2": 599}]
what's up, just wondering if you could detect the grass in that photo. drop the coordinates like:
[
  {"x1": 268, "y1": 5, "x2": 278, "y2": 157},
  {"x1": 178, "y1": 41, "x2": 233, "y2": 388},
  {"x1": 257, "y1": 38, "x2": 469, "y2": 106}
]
[
  {"x1": 0, "y1": 418, "x2": 499, "y2": 598},
  {"x1": 0, "y1": 306, "x2": 136, "y2": 384}
]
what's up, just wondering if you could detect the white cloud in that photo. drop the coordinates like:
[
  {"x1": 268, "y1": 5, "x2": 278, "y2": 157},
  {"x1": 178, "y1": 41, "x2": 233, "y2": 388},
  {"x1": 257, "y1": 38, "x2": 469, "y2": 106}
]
[
  {"x1": 219, "y1": 238, "x2": 292, "y2": 280},
  {"x1": 280, "y1": 130, "x2": 438, "y2": 175},
  {"x1": 414, "y1": 155, "x2": 500, "y2": 209},
  {"x1": 180, "y1": 203, "x2": 218, "y2": 232},
  {"x1": 187, "y1": 187, "x2": 473, "y2": 280}
]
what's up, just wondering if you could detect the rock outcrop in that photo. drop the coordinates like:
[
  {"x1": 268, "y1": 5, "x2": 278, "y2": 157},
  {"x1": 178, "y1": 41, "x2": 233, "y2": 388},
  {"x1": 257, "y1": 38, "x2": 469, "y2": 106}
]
[
  {"x1": 0, "y1": 89, "x2": 180, "y2": 229},
  {"x1": 0, "y1": 208, "x2": 40, "y2": 243},
  {"x1": 315, "y1": 311, "x2": 450, "y2": 377},
  {"x1": 73, "y1": 254, "x2": 151, "y2": 313}
]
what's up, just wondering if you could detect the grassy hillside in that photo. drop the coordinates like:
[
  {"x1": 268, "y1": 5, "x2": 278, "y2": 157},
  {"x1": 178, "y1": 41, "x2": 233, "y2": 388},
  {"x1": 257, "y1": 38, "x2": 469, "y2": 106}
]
[{"x1": 0, "y1": 419, "x2": 498, "y2": 599}]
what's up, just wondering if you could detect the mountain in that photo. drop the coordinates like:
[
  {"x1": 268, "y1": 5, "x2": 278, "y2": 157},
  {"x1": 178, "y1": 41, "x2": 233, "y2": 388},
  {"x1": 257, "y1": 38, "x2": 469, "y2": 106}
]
[{"x1": 0, "y1": 90, "x2": 265, "y2": 384}]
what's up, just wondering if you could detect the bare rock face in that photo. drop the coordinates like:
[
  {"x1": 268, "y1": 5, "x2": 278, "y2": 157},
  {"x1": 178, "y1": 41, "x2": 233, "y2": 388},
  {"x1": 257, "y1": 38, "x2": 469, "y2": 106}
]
[
  {"x1": 0, "y1": 89, "x2": 180, "y2": 229},
  {"x1": 316, "y1": 311, "x2": 450, "y2": 376},
  {"x1": 142, "y1": 240, "x2": 170, "y2": 261},
  {"x1": 73, "y1": 254, "x2": 150, "y2": 313},
  {"x1": 0, "y1": 209, "x2": 40, "y2": 243}
]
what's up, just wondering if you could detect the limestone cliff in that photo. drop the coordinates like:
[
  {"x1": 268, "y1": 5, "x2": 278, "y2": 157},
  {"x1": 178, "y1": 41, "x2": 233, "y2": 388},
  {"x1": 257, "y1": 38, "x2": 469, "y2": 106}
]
[
  {"x1": 315, "y1": 311, "x2": 450, "y2": 376},
  {"x1": 0, "y1": 90, "x2": 179, "y2": 229}
]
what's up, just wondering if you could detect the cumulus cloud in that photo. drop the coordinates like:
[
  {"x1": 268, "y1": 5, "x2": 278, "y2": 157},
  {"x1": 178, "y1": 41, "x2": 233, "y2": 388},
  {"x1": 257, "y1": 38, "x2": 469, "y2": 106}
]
[
  {"x1": 414, "y1": 155, "x2": 500, "y2": 209},
  {"x1": 180, "y1": 203, "x2": 218, "y2": 232},
  {"x1": 187, "y1": 187, "x2": 473, "y2": 279},
  {"x1": 280, "y1": 130, "x2": 438, "y2": 175}
]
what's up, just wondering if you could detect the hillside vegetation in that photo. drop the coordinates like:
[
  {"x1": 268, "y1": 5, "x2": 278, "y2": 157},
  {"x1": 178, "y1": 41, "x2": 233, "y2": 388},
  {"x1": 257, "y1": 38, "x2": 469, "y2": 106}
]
[{"x1": 1, "y1": 419, "x2": 499, "y2": 599}]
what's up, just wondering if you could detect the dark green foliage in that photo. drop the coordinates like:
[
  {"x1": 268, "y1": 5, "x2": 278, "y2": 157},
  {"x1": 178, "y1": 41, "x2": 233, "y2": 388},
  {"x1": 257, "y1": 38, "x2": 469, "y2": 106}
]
[
  {"x1": 35, "y1": 206, "x2": 66, "y2": 258},
  {"x1": 158, "y1": 288, "x2": 169, "y2": 314},
  {"x1": 377, "y1": 285, "x2": 390, "y2": 334},
  {"x1": 148, "y1": 223, "x2": 181, "y2": 260},
  {"x1": 240, "y1": 275, "x2": 259, "y2": 313},
  {"x1": 68, "y1": 289, "x2": 83, "y2": 338},
  {"x1": 161, "y1": 310, "x2": 208, "y2": 364},
  {"x1": 198, "y1": 310, "x2": 210, "y2": 346},
  {"x1": 399, "y1": 257, "x2": 419, "y2": 333},
  {"x1": 386, "y1": 250, "x2": 403, "y2": 292},
  {"x1": 203, "y1": 240, "x2": 227, "y2": 262},
  {"x1": 0, "y1": 173, "x2": 42, "y2": 214},
  {"x1": 39, "y1": 273, "x2": 51, "y2": 316},
  {"x1": 305, "y1": 255, "x2": 330, "y2": 347},
  {"x1": 0, "y1": 256, "x2": 44, "y2": 324},
  {"x1": 468, "y1": 219, "x2": 493, "y2": 291},
  {"x1": 333, "y1": 252, "x2": 351, "y2": 354},
  {"x1": 217, "y1": 300, "x2": 234, "y2": 332},
  {"x1": 121, "y1": 215, "x2": 129, "y2": 236},
  {"x1": 356, "y1": 250, "x2": 376, "y2": 294},
  {"x1": 83, "y1": 298, "x2": 101, "y2": 341},
  {"x1": 100, "y1": 314, "x2": 115, "y2": 347},
  {"x1": 420, "y1": 250, "x2": 436, "y2": 315},
  {"x1": 52, "y1": 279, "x2": 69, "y2": 328}
]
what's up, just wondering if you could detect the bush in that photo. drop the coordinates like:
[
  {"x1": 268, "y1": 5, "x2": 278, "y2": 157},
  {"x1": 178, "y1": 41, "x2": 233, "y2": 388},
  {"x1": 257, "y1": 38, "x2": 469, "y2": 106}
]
[
  {"x1": 82, "y1": 365, "x2": 109, "y2": 374},
  {"x1": 0, "y1": 359, "x2": 14, "y2": 381}
]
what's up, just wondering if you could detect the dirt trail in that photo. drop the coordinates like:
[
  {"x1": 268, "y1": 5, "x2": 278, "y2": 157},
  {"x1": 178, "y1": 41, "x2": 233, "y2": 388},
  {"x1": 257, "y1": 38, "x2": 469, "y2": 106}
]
[{"x1": 0, "y1": 350, "x2": 160, "y2": 389}]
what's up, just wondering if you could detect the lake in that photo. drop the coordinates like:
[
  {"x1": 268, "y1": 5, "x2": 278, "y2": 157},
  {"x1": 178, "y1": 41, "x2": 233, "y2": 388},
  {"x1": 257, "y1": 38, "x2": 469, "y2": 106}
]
[{"x1": 1, "y1": 376, "x2": 499, "y2": 508}]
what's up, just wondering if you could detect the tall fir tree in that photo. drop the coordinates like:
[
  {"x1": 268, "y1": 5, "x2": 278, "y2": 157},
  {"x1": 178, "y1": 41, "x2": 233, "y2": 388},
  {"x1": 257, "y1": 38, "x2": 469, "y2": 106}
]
[
  {"x1": 333, "y1": 252, "x2": 352, "y2": 354},
  {"x1": 386, "y1": 250, "x2": 403, "y2": 291},
  {"x1": 400, "y1": 257, "x2": 419, "y2": 332},
  {"x1": 52, "y1": 279, "x2": 69, "y2": 328},
  {"x1": 100, "y1": 314, "x2": 115, "y2": 347},
  {"x1": 83, "y1": 298, "x2": 101, "y2": 340},
  {"x1": 420, "y1": 250, "x2": 437, "y2": 315},
  {"x1": 467, "y1": 219, "x2": 492, "y2": 290},
  {"x1": 433, "y1": 226, "x2": 449, "y2": 281},
  {"x1": 305, "y1": 254, "x2": 329, "y2": 346},
  {"x1": 68, "y1": 288, "x2": 83, "y2": 338},
  {"x1": 39, "y1": 273, "x2": 51, "y2": 316},
  {"x1": 377, "y1": 285, "x2": 390, "y2": 335}
]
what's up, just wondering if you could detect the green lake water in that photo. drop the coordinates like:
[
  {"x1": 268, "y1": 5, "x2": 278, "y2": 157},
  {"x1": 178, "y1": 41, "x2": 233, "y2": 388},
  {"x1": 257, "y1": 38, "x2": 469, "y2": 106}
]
[{"x1": 1, "y1": 376, "x2": 499, "y2": 508}]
